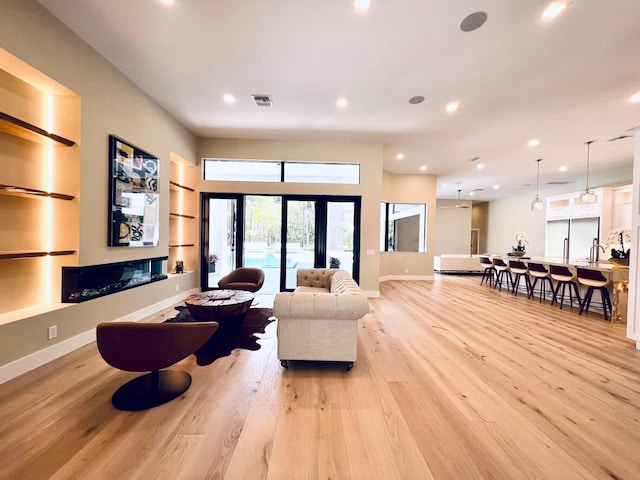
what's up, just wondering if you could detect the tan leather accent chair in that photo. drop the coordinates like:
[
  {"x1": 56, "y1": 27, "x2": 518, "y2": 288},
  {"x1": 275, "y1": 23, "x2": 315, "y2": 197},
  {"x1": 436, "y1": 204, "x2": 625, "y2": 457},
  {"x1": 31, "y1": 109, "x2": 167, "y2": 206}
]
[
  {"x1": 96, "y1": 321, "x2": 218, "y2": 410},
  {"x1": 217, "y1": 267, "x2": 265, "y2": 293}
]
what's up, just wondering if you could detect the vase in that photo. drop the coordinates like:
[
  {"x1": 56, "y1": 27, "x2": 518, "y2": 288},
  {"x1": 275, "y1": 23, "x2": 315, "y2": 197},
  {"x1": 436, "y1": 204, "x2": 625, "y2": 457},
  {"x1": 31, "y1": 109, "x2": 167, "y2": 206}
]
[
  {"x1": 608, "y1": 258, "x2": 629, "y2": 267},
  {"x1": 510, "y1": 250, "x2": 525, "y2": 257}
]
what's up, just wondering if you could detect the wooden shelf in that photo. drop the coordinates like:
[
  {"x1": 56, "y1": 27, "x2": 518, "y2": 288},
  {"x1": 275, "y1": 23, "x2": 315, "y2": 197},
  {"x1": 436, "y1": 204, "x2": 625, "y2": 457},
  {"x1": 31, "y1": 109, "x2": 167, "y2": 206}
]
[
  {"x1": 0, "y1": 184, "x2": 75, "y2": 201},
  {"x1": 0, "y1": 111, "x2": 75, "y2": 147},
  {"x1": 169, "y1": 244, "x2": 195, "y2": 248},
  {"x1": 0, "y1": 250, "x2": 76, "y2": 260},
  {"x1": 169, "y1": 180, "x2": 195, "y2": 192},
  {"x1": 169, "y1": 212, "x2": 195, "y2": 219}
]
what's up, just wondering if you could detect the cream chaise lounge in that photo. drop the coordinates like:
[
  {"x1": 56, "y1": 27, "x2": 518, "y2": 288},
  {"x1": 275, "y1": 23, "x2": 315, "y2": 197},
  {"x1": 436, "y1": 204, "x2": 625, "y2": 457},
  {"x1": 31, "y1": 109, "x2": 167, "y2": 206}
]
[{"x1": 273, "y1": 268, "x2": 369, "y2": 371}]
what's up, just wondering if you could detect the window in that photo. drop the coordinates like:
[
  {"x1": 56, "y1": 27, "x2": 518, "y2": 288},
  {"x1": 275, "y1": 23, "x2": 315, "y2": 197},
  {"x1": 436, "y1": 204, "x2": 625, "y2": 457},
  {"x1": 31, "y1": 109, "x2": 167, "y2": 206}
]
[
  {"x1": 380, "y1": 202, "x2": 427, "y2": 252},
  {"x1": 203, "y1": 159, "x2": 281, "y2": 182},
  {"x1": 284, "y1": 162, "x2": 359, "y2": 184},
  {"x1": 203, "y1": 159, "x2": 360, "y2": 185}
]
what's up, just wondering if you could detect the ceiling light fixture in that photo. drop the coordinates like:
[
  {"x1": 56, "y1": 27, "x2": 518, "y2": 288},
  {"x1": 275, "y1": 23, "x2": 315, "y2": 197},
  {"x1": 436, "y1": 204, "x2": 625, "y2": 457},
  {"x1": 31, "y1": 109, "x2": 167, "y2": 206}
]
[
  {"x1": 528, "y1": 138, "x2": 540, "y2": 147},
  {"x1": 579, "y1": 140, "x2": 598, "y2": 205},
  {"x1": 396, "y1": 153, "x2": 404, "y2": 160},
  {"x1": 336, "y1": 97, "x2": 348, "y2": 108},
  {"x1": 493, "y1": 185, "x2": 499, "y2": 190},
  {"x1": 446, "y1": 102, "x2": 459, "y2": 113},
  {"x1": 531, "y1": 159, "x2": 545, "y2": 211},
  {"x1": 542, "y1": 1, "x2": 571, "y2": 20},
  {"x1": 353, "y1": 0, "x2": 372, "y2": 12},
  {"x1": 420, "y1": 165, "x2": 427, "y2": 171},
  {"x1": 223, "y1": 93, "x2": 236, "y2": 104},
  {"x1": 158, "y1": 0, "x2": 175, "y2": 6},
  {"x1": 630, "y1": 92, "x2": 640, "y2": 103},
  {"x1": 559, "y1": 166, "x2": 567, "y2": 172},
  {"x1": 476, "y1": 163, "x2": 484, "y2": 170}
]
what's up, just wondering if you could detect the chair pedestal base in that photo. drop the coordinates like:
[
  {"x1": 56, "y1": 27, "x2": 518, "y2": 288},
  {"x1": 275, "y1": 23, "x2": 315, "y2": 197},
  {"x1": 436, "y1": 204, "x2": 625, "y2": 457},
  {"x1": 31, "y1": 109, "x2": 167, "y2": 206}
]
[{"x1": 112, "y1": 369, "x2": 192, "y2": 411}]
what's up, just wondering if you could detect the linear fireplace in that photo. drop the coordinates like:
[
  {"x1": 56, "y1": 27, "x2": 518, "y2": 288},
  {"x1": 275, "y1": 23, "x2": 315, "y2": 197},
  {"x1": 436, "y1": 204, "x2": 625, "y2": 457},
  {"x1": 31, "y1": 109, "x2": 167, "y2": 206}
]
[{"x1": 62, "y1": 257, "x2": 168, "y2": 303}]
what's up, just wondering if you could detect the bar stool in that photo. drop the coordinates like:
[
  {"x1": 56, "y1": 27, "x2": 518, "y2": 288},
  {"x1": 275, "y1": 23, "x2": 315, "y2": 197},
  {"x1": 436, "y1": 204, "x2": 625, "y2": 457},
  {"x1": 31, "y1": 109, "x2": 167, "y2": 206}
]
[
  {"x1": 549, "y1": 265, "x2": 581, "y2": 310},
  {"x1": 509, "y1": 259, "x2": 530, "y2": 296},
  {"x1": 577, "y1": 267, "x2": 612, "y2": 321},
  {"x1": 493, "y1": 258, "x2": 512, "y2": 291},
  {"x1": 527, "y1": 262, "x2": 554, "y2": 303},
  {"x1": 479, "y1": 256, "x2": 496, "y2": 287}
]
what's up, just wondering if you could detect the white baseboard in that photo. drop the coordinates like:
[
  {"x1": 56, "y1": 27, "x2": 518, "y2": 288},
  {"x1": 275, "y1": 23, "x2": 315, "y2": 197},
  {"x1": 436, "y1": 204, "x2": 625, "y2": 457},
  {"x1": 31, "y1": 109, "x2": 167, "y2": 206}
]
[{"x1": 0, "y1": 288, "x2": 199, "y2": 385}]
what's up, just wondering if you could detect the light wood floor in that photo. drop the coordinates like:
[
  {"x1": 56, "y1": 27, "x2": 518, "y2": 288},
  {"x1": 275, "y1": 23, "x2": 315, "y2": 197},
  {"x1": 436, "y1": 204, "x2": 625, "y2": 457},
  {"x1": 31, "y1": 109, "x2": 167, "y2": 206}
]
[{"x1": 1, "y1": 275, "x2": 639, "y2": 480}]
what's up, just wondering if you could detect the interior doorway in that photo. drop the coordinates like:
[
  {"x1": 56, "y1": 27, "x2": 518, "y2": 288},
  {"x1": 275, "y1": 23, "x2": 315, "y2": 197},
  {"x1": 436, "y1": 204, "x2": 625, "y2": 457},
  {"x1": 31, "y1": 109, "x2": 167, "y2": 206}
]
[{"x1": 471, "y1": 228, "x2": 479, "y2": 255}]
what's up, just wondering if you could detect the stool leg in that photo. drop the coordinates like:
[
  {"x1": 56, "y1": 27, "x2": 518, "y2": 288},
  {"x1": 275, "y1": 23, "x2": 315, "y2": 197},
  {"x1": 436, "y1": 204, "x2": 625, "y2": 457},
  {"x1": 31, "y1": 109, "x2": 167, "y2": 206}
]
[
  {"x1": 580, "y1": 287, "x2": 594, "y2": 315},
  {"x1": 528, "y1": 278, "x2": 539, "y2": 299},
  {"x1": 571, "y1": 282, "x2": 582, "y2": 309}
]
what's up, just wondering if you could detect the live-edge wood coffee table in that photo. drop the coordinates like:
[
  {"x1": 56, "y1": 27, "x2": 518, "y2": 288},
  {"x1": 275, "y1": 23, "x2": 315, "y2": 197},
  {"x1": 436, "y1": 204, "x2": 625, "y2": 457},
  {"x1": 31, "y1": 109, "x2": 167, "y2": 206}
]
[{"x1": 184, "y1": 289, "x2": 255, "y2": 323}]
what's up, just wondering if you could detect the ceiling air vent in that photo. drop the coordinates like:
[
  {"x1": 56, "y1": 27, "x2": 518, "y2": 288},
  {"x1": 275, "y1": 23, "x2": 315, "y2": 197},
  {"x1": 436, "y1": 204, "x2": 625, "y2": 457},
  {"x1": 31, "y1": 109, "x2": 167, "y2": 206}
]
[
  {"x1": 252, "y1": 94, "x2": 273, "y2": 107},
  {"x1": 546, "y1": 181, "x2": 570, "y2": 185}
]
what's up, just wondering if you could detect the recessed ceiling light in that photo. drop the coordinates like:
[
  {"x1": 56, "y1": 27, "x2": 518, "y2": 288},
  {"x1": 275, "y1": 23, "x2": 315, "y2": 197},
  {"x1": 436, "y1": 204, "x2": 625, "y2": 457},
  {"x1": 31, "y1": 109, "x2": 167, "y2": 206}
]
[
  {"x1": 446, "y1": 102, "x2": 459, "y2": 113},
  {"x1": 223, "y1": 94, "x2": 236, "y2": 104},
  {"x1": 353, "y1": 0, "x2": 372, "y2": 12},
  {"x1": 476, "y1": 163, "x2": 485, "y2": 170},
  {"x1": 542, "y1": 1, "x2": 571, "y2": 20},
  {"x1": 493, "y1": 185, "x2": 499, "y2": 190},
  {"x1": 409, "y1": 95, "x2": 425, "y2": 105},
  {"x1": 396, "y1": 153, "x2": 404, "y2": 160},
  {"x1": 559, "y1": 166, "x2": 568, "y2": 172},
  {"x1": 469, "y1": 192, "x2": 475, "y2": 196},
  {"x1": 336, "y1": 97, "x2": 348, "y2": 108},
  {"x1": 460, "y1": 11, "x2": 488, "y2": 32},
  {"x1": 420, "y1": 165, "x2": 427, "y2": 171},
  {"x1": 630, "y1": 92, "x2": 640, "y2": 103},
  {"x1": 528, "y1": 138, "x2": 540, "y2": 147},
  {"x1": 159, "y1": 0, "x2": 175, "y2": 6},
  {"x1": 442, "y1": 183, "x2": 448, "y2": 188}
]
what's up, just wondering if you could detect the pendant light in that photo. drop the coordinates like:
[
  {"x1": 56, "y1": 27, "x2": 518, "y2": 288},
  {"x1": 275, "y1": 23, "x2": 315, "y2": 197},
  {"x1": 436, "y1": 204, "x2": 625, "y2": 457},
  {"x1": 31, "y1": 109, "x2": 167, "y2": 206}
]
[
  {"x1": 579, "y1": 140, "x2": 597, "y2": 205},
  {"x1": 531, "y1": 158, "x2": 545, "y2": 211}
]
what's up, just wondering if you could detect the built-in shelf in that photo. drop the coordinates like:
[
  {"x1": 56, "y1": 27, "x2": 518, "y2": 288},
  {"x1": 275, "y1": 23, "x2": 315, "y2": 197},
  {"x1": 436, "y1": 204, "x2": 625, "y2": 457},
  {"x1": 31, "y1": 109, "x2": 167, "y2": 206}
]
[
  {"x1": 0, "y1": 183, "x2": 75, "y2": 201},
  {"x1": 169, "y1": 244, "x2": 195, "y2": 248},
  {"x1": 169, "y1": 212, "x2": 195, "y2": 219},
  {"x1": 169, "y1": 180, "x2": 195, "y2": 192},
  {"x1": 0, "y1": 111, "x2": 75, "y2": 147},
  {"x1": 0, "y1": 250, "x2": 76, "y2": 260}
]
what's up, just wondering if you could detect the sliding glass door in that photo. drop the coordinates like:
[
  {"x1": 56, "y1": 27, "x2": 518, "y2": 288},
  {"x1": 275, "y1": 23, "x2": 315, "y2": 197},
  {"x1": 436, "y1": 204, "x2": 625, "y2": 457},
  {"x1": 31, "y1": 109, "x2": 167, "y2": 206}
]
[{"x1": 201, "y1": 194, "x2": 360, "y2": 292}]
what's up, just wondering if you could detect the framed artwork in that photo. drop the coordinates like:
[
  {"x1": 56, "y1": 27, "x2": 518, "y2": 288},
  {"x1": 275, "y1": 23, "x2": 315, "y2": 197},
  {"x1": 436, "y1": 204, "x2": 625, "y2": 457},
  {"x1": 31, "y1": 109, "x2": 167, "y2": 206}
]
[{"x1": 108, "y1": 135, "x2": 160, "y2": 247}]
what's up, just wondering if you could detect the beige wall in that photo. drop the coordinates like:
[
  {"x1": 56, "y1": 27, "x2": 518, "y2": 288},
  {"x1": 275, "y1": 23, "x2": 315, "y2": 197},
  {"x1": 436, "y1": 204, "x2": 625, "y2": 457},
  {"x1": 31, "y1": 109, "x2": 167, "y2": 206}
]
[
  {"x1": 381, "y1": 172, "x2": 437, "y2": 277},
  {"x1": 196, "y1": 138, "x2": 384, "y2": 293},
  {"x1": 0, "y1": 0, "x2": 198, "y2": 367},
  {"x1": 434, "y1": 200, "x2": 473, "y2": 255}
]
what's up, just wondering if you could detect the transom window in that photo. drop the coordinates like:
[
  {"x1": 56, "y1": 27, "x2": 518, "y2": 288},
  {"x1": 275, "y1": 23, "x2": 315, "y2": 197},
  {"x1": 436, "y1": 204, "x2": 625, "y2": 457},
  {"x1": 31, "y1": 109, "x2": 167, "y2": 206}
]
[{"x1": 203, "y1": 159, "x2": 360, "y2": 185}]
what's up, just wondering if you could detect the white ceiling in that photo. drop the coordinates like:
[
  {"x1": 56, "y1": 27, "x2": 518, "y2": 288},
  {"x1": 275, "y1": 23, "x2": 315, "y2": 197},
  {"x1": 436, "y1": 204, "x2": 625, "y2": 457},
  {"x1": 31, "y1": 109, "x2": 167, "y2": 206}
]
[{"x1": 38, "y1": 0, "x2": 640, "y2": 201}]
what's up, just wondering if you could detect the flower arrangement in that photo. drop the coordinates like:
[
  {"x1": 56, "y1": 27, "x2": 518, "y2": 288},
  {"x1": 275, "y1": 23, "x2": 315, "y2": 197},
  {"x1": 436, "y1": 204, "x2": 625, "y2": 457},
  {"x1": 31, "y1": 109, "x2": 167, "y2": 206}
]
[
  {"x1": 207, "y1": 253, "x2": 220, "y2": 264},
  {"x1": 512, "y1": 231, "x2": 529, "y2": 254},
  {"x1": 605, "y1": 228, "x2": 631, "y2": 260}
]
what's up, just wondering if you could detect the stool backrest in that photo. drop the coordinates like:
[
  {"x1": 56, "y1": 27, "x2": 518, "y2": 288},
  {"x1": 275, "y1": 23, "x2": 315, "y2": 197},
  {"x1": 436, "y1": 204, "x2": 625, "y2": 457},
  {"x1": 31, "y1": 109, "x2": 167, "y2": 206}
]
[
  {"x1": 508, "y1": 260, "x2": 527, "y2": 269},
  {"x1": 549, "y1": 265, "x2": 572, "y2": 276},
  {"x1": 480, "y1": 256, "x2": 493, "y2": 266},
  {"x1": 493, "y1": 258, "x2": 508, "y2": 267},
  {"x1": 527, "y1": 262, "x2": 548, "y2": 273},
  {"x1": 576, "y1": 267, "x2": 607, "y2": 283}
]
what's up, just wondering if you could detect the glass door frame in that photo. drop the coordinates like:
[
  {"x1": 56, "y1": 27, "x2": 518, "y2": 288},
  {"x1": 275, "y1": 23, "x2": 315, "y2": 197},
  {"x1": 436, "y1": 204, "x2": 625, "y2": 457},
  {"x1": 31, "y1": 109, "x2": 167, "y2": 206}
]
[{"x1": 201, "y1": 193, "x2": 361, "y2": 291}]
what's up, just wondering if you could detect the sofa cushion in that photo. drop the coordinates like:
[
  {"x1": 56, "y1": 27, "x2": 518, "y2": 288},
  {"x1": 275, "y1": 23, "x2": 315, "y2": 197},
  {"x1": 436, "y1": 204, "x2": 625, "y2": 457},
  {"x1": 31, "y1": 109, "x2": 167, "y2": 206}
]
[
  {"x1": 296, "y1": 268, "x2": 334, "y2": 289},
  {"x1": 294, "y1": 286, "x2": 329, "y2": 294}
]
